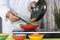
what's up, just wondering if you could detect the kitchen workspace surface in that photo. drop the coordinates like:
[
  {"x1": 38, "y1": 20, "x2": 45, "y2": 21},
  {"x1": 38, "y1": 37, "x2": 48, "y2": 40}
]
[{"x1": 6, "y1": 34, "x2": 60, "y2": 40}]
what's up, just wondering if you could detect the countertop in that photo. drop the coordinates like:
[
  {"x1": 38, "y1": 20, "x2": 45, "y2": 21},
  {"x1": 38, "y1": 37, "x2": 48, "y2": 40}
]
[{"x1": 6, "y1": 34, "x2": 60, "y2": 40}]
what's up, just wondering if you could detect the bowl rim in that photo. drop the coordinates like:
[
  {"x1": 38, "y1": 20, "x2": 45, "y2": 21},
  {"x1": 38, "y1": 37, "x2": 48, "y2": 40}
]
[
  {"x1": 20, "y1": 24, "x2": 38, "y2": 26},
  {"x1": 0, "y1": 33, "x2": 9, "y2": 36}
]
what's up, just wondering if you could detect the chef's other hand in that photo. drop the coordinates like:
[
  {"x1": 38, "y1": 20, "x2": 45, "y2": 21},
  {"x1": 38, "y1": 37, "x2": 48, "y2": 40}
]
[
  {"x1": 28, "y1": 1, "x2": 36, "y2": 12},
  {"x1": 6, "y1": 11, "x2": 19, "y2": 22}
]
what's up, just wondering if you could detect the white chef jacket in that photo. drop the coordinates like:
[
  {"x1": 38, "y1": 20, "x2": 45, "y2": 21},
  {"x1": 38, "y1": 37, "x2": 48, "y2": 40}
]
[{"x1": 0, "y1": 0, "x2": 38, "y2": 34}]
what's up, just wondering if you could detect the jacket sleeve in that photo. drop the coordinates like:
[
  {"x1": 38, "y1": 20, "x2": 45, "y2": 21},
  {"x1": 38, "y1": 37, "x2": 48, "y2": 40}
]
[
  {"x1": 30, "y1": 0, "x2": 39, "y2": 2},
  {"x1": 0, "y1": 0, "x2": 11, "y2": 20}
]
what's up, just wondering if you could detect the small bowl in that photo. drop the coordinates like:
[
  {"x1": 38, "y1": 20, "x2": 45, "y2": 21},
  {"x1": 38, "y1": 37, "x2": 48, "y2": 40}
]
[
  {"x1": 20, "y1": 24, "x2": 38, "y2": 30},
  {"x1": 29, "y1": 34, "x2": 44, "y2": 40},
  {"x1": 0, "y1": 33, "x2": 8, "y2": 40},
  {"x1": 13, "y1": 36, "x2": 26, "y2": 40},
  {"x1": 13, "y1": 33, "x2": 26, "y2": 40}
]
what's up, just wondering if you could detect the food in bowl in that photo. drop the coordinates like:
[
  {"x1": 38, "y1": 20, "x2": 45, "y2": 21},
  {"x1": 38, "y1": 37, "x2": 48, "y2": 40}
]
[
  {"x1": 20, "y1": 24, "x2": 38, "y2": 30},
  {"x1": 29, "y1": 33, "x2": 44, "y2": 40},
  {"x1": 0, "y1": 34, "x2": 8, "y2": 36},
  {"x1": 13, "y1": 36, "x2": 26, "y2": 40},
  {"x1": 30, "y1": 18, "x2": 36, "y2": 22}
]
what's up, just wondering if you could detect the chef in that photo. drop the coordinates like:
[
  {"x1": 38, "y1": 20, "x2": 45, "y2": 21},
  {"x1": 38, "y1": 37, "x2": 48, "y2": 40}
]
[{"x1": 0, "y1": 0, "x2": 38, "y2": 34}]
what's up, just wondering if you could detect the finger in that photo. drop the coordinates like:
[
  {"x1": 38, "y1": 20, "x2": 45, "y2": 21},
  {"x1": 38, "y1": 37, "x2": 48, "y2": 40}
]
[
  {"x1": 10, "y1": 17, "x2": 18, "y2": 22},
  {"x1": 12, "y1": 12, "x2": 18, "y2": 17},
  {"x1": 28, "y1": 2, "x2": 36, "y2": 12},
  {"x1": 13, "y1": 15, "x2": 19, "y2": 21},
  {"x1": 9, "y1": 15, "x2": 18, "y2": 22},
  {"x1": 28, "y1": 4, "x2": 32, "y2": 12},
  {"x1": 12, "y1": 15, "x2": 19, "y2": 19},
  {"x1": 30, "y1": 2, "x2": 36, "y2": 7},
  {"x1": 31, "y1": 3, "x2": 36, "y2": 7},
  {"x1": 28, "y1": 7, "x2": 32, "y2": 12}
]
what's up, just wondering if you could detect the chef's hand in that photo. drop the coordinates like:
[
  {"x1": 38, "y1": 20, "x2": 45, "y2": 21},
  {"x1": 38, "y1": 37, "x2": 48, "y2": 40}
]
[
  {"x1": 28, "y1": 1, "x2": 36, "y2": 12},
  {"x1": 6, "y1": 11, "x2": 19, "y2": 22}
]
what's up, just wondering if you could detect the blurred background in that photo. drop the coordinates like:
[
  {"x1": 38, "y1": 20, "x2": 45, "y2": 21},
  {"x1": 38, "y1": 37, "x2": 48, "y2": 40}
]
[{"x1": 39, "y1": 0, "x2": 60, "y2": 32}]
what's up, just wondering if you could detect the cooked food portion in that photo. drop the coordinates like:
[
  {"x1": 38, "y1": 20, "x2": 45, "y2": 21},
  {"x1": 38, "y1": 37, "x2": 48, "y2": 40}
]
[{"x1": 30, "y1": 18, "x2": 36, "y2": 22}]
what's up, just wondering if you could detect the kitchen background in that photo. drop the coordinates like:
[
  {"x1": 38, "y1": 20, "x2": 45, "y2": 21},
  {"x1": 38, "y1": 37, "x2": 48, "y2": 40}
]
[
  {"x1": 40, "y1": 0, "x2": 60, "y2": 31},
  {"x1": 0, "y1": 0, "x2": 60, "y2": 38}
]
